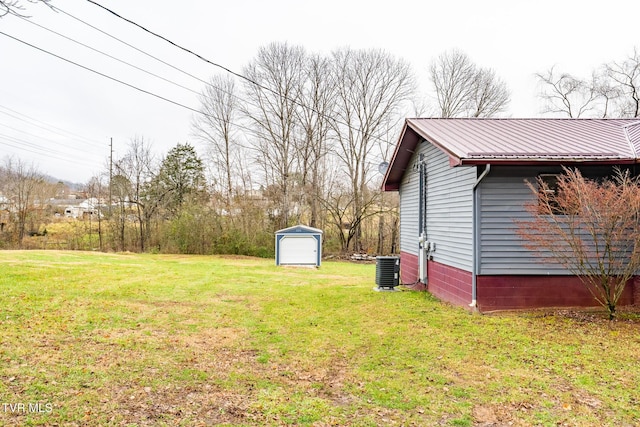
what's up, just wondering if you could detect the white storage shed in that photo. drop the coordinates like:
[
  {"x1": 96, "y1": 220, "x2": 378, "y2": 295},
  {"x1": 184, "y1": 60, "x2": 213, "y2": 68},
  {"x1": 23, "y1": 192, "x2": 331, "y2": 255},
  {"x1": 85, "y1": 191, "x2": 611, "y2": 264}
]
[{"x1": 275, "y1": 225, "x2": 323, "y2": 267}]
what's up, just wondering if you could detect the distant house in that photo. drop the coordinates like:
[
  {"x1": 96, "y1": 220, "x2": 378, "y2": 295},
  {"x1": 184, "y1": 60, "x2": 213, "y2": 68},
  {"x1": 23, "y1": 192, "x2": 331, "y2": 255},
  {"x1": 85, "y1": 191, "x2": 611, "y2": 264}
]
[
  {"x1": 64, "y1": 198, "x2": 101, "y2": 219},
  {"x1": 382, "y1": 118, "x2": 640, "y2": 312}
]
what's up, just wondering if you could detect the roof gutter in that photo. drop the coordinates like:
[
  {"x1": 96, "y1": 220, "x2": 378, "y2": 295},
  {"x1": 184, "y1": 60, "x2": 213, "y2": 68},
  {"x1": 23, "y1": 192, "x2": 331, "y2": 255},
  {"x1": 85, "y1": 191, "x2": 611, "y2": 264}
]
[
  {"x1": 459, "y1": 158, "x2": 637, "y2": 167},
  {"x1": 470, "y1": 164, "x2": 491, "y2": 309}
]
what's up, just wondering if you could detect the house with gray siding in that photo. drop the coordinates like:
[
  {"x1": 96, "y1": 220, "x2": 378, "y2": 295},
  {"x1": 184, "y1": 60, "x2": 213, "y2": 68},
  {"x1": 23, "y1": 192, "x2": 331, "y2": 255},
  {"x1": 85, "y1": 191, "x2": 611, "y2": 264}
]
[{"x1": 383, "y1": 118, "x2": 640, "y2": 312}]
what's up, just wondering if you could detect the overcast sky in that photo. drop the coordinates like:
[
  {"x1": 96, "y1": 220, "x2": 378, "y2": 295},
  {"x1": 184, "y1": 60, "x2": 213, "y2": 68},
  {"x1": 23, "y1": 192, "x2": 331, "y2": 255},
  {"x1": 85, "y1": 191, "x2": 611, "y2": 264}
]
[{"x1": 1, "y1": 0, "x2": 638, "y2": 183}]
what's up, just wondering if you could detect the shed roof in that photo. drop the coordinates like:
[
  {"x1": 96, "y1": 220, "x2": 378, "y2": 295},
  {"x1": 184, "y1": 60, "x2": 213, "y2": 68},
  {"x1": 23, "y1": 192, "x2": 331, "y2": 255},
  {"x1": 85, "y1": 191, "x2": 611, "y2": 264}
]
[
  {"x1": 275, "y1": 224, "x2": 323, "y2": 235},
  {"x1": 383, "y1": 118, "x2": 640, "y2": 191}
]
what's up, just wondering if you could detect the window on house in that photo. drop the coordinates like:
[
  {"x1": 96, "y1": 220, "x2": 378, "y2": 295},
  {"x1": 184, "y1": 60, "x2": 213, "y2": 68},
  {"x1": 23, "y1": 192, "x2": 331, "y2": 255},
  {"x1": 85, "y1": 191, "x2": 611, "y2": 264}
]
[
  {"x1": 537, "y1": 173, "x2": 578, "y2": 215},
  {"x1": 536, "y1": 173, "x2": 561, "y2": 214},
  {"x1": 539, "y1": 173, "x2": 558, "y2": 192}
]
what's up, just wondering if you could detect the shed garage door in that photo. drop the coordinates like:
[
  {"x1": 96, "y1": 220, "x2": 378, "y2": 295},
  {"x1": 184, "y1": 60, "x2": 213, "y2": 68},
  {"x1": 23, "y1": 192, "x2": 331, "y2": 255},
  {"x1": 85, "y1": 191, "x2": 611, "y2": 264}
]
[{"x1": 279, "y1": 236, "x2": 317, "y2": 265}]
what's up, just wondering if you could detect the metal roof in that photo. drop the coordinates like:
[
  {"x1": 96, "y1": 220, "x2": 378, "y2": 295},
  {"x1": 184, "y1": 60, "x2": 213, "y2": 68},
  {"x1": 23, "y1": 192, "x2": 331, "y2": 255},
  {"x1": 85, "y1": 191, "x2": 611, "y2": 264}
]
[
  {"x1": 275, "y1": 224, "x2": 323, "y2": 235},
  {"x1": 383, "y1": 118, "x2": 640, "y2": 191}
]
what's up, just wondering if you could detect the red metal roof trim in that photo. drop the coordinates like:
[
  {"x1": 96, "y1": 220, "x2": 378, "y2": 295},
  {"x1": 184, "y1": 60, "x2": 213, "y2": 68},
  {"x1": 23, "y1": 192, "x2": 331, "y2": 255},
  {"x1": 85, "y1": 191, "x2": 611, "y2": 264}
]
[{"x1": 383, "y1": 120, "x2": 420, "y2": 191}]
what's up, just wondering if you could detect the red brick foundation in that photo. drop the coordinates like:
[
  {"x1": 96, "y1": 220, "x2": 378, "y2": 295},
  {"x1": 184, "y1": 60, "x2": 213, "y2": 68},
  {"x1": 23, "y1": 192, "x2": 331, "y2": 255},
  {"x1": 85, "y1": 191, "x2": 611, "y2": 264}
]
[
  {"x1": 476, "y1": 275, "x2": 636, "y2": 312},
  {"x1": 426, "y1": 260, "x2": 473, "y2": 308},
  {"x1": 399, "y1": 251, "x2": 420, "y2": 287},
  {"x1": 399, "y1": 251, "x2": 638, "y2": 312},
  {"x1": 399, "y1": 252, "x2": 472, "y2": 307}
]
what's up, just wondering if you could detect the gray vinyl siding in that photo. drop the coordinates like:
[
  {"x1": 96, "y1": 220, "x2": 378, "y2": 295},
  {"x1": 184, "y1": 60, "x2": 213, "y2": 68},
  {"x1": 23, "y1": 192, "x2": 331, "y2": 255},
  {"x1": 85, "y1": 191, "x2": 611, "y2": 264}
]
[
  {"x1": 398, "y1": 141, "x2": 476, "y2": 271},
  {"x1": 425, "y1": 144, "x2": 476, "y2": 271},
  {"x1": 399, "y1": 151, "x2": 420, "y2": 256},
  {"x1": 477, "y1": 167, "x2": 568, "y2": 275},
  {"x1": 400, "y1": 152, "x2": 624, "y2": 275}
]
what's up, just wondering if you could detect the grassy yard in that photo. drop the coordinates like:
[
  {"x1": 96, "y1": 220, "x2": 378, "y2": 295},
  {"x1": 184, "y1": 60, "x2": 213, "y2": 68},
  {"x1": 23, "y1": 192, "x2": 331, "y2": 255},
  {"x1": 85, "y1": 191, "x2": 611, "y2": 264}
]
[{"x1": 0, "y1": 251, "x2": 639, "y2": 426}]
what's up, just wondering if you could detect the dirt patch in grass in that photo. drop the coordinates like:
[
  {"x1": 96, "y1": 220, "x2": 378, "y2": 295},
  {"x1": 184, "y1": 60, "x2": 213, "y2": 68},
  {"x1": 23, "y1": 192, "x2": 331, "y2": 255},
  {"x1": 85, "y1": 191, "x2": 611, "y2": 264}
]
[
  {"x1": 217, "y1": 254, "x2": 263, "y2": 260},
  {"x1": 180, "y1": 327, "x2": 245, "y2": 349},
  {"x1": 100, "y1": 383, "x2": 252, "y2": 426},
  {"x1": 489, "y1": 306, "x2": 640, "y2": 324},
  {"x1": 554, "y1": 307, "x2": 640, "y2": 323},
  {"x1": 472, "y1": 404, "x2": 532, "y2": 426},
  {"x1": 92, "y1": 347, "x2": 359, "y2": 426}
]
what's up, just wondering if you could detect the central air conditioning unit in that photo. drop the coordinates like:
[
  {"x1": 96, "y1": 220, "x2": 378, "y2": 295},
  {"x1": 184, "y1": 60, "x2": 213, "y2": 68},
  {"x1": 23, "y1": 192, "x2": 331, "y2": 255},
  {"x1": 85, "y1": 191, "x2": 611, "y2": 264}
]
[{"x1": 375, "y1": 256, "x2": 400, "y2": 291}]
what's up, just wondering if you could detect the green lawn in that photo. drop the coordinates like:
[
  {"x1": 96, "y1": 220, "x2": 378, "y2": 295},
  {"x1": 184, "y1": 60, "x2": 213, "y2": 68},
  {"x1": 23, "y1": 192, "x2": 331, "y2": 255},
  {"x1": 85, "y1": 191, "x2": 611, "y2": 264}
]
[{"x1": 0, "y1": 251, "x2": 639, "y2": 426}]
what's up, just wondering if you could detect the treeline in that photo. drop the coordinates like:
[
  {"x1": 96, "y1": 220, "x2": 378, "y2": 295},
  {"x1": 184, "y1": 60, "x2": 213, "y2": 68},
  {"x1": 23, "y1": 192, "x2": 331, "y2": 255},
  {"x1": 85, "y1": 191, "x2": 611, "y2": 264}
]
[{"x1": 0, "y1": 142, "x2": 399, "y2": 256}]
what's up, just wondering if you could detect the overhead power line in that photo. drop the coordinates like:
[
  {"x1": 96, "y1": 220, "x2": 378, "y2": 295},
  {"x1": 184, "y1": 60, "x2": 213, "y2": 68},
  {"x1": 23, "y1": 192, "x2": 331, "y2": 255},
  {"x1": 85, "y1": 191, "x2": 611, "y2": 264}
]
[
  {"x1": 23, "y1": 5, "x2": 272, "y2": 121},
  {"x1": 15, "y1": 14, "x2": 203, "y2": 98},
  {"x1": 0, "y1": 104, "x2": 105, "y2": 149},
  {"x1": 0, "y1": 30, "x2": 204, "y2": 116},
  {"x1": 0, "y1": 31, "x2": 263, "y2": 152},
  {"x1": 84, "y1": 1, "x2": 280, "y2": 99},
  {"x1": 0, "y1": 133, "x2": 89, "y2": 164},
  {"x1": 52, "y1": 4, "x2": 213, "y2": 90},
  {"x1": 0, "y1": 121, "x2": 95, "y2": 154},
  {"x1": 84, "y1": 0, "x2": 338, "y2": 123},
  {"x1": 0, "y1": 32, "x2": 263, "y2": 156}
]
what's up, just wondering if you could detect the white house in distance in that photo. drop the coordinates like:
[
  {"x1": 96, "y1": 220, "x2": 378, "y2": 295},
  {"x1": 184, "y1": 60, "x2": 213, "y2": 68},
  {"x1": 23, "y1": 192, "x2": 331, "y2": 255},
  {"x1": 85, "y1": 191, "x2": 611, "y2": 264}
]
[{"x1": 64, "y1": 197, "x2": 101, "y2": 219}]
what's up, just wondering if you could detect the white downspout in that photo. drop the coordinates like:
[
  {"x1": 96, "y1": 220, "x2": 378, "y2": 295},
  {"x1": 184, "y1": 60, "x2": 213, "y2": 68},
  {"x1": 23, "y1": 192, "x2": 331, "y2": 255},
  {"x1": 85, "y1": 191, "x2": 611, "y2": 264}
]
[{"x1": 470, "y1": 164, "x2": 491, "y2": 309}]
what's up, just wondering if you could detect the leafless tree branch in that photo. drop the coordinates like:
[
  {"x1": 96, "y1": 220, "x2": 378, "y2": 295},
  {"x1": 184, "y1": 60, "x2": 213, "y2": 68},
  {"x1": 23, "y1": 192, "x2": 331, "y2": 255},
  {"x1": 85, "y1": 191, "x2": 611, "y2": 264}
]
[{"x1": 430, "y1": 49, "x2": 510, "y2": 118}]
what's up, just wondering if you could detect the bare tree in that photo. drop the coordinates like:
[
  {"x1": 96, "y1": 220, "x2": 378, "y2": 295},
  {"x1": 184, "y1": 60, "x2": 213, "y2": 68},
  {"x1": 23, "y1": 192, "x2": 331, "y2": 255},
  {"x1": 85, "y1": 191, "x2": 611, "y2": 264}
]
[
  {"x1": 242, "y1": 42, "x2": 306, "y2": 229},
  {"x1": 332, "y1": 47, "x2": 415, "y2": 251},
  {"x1": 193, "y1": 74, "x2": 242, "y2": 212},
  {"x1": 1, "y1": 0, "x2": 21, "y2": 16},
  {"x1": 537, "y1": 48, "x2": 640, "y2": 118},
  {"x1": 605, "y1": 47, "x2": 640, "y2": 118},
  {"x1": 320, "y1": 172, "x2": 389, "y2": 252},
  {"x1": 0, "y1": 156, "x2": 44, "y2": 246},
  {"x1": 516, "y1": 168, "x2": 640, "y2": 320},
  {"x1": 320, "y1": 180, "x2": 355, "y2": 251},
  {"x1": 109, "y1": 173, "x2": 130, "y2": 251},
  {"x1": 430, "y1": 49, "x2": 509, "y2": 118},
  {"x1": 0, "y1": 0, "x2": 50, "y2": 17},
  {"x1": 114, "y1": 137, "x2": 156, "y2": 251},
  {"x1": 536, "y1": 67, "x2": 603, "y2": 118},
  {"x1": 471, "y1": 68, "x2": 510, "y2": 117},
  {"x1": 430, "y1": 49, "x2": 475, "y2": 117},
  {"x1": 295, "y1": 53, "x2": 335, "y2": 228},
  {"x1": 85, "y1": 174, "x2": 106, "y2": 251},
  {"x1": 591, "y1": 69, "x2": 621, "y2": 118}
]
